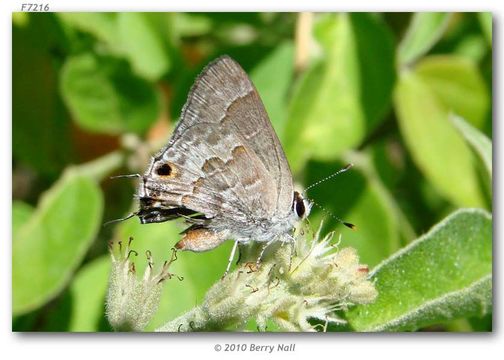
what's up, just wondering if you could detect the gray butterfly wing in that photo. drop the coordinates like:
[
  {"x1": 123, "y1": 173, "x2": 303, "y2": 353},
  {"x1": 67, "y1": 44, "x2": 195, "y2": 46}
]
[
  {"x1": 140, "y1": 56, "x2": 293, "y2": 227},
  {"x1": 167, "y1": 55, "x2": 294, "y2": 216},
  {"x1": 144, "y1": 122, "x2": 278, "y2": 220}
]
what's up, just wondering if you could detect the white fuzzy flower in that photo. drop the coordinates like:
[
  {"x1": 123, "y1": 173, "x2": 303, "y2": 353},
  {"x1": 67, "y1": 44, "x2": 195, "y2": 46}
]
[
  {"x1": 106, "y1": 238, "x2": 181, "y2": 331},
  {"x1": 157, "y1": 222, "x2": 377, "y2": 332}
]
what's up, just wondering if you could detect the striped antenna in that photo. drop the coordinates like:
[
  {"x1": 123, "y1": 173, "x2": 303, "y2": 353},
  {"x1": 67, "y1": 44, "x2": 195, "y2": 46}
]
[
  {"x1": 309, "y1": 200, "x2": 356, "y2": 230},
  {"x1": 303, "y1": 163, "x2": 356, "y2": 230},
  {"x1": 110, "y1": 174, "x2": 142, "y2": 180},
  {"x1": 303, "y1": 163, "x2": 353, "y2": 194},
  {"x1": 103, "y1": 212, "x2": 137, "y2": 227}
]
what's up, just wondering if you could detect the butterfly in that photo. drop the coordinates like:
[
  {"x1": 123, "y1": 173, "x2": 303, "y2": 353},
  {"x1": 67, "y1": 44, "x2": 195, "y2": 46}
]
[{"x1": 135, "y1": 56, "x2": 312, "y2": 272}]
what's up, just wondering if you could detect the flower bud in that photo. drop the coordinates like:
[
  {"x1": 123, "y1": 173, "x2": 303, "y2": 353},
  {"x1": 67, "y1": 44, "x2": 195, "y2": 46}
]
[{"x1": 106, "y1": 238, "x2": 180, "y2": 331}]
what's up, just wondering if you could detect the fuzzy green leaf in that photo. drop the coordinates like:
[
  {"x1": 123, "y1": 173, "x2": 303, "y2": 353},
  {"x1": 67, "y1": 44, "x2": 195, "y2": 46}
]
[
  {"x1": 13, "y1": 170, "x2": 103, "y2": 315},
  {"x1": 346, "y1": 208, "x2": 492, "y2": 331},
  {"x1": 398, "y1": 13, "x2": 451, "y2": 65}
]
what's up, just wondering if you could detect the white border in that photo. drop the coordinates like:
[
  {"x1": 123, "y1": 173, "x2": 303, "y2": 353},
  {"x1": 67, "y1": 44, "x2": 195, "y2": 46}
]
[{"x1": 2, "y1": 1, "x2": 502, "y2": 360}]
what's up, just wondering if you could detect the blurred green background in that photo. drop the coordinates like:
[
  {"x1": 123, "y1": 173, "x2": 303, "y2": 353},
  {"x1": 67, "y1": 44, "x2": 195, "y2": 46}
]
[{"x1": 12, "y1": 12, "x2": 492, "y2": 331}]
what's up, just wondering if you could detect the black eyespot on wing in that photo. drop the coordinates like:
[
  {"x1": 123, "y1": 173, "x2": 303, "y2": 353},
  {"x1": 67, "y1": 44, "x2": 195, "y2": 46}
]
[{"x1": 156, "y1": 163, "x2": 172, "y2": 176}]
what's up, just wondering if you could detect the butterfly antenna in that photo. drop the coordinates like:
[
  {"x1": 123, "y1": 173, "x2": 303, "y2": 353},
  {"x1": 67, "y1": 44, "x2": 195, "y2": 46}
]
[
  {"x1": 309, "y1": 199, "x2": 356, "y2": 230},
  {"x1": 103, "y1": 212, "x2": 137, "y2": 227},
  {"x1": 303, "y1": 163, "x2": 353, "y2": 194},
  {"x1": 110, "y1": 174, "x2": 142, "y2": 180}
]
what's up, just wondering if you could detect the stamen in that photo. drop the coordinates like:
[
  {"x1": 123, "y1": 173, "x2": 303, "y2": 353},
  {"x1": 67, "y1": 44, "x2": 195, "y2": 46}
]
[{"x1": 127, "y1": 250, "x2": 138, "y2": 259}]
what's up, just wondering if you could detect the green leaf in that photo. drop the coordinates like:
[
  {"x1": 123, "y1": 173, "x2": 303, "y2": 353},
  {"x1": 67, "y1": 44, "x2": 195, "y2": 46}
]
[
  {"x1": 117, "y1": 13, "x2": 171, "y2": 80},
  {"x1": 13, "y1": 14, "x2": 74, "y2": 176},
  {"x1": 114, "y1": 216, "x2": 234, "y2": 330},
  {"x1": 13, "y1": 201, "x2": 34, "y2": 237},
  {"x1": 415, "y1": 56, "x2": 490, "y2": 129},
  {"x1": 71, "y1": 150, "x2": 125, "y2": 182},
  {"x1": 394, "y1": 70, "x2": 485, "y2": 208},
  {"x1": 60, "y1": 53, "x2": 161, "y2": 135},
  {"x1": 13, "y1": 170, "x2": 104, "y2": 316},
  {"x1": 172, "y1": 13, "x2": 212, "y2": 38},
  {"x1": 347, "y1": 208, "x2": 492, "y2": 331},
  {"x1": 251, "y1": 41, "x2": 294, "y2": 140},
  {"x1": 305, "y1": 154, "x2": 404, "y2": 267},
  {"x1": 69, "y1": 256, "x2": 111, "y2": 331},
  {"x1": 57, "y1": 13, "x2": 120, "y2": 50},
  {"x1": 58, "y1": 13, "x2": 172, "y2": 80},
  {"x1": 454, "y1": 34, "x2": 488, "y2": 63},
  {"x1": 284, "y1": 13, "x2": 395, "y2": 172},
  {"x1": 335, "y1": 172, "x2": 401, "y2": 267},
  {"x1": 12, "y1": 12, "x2": 29, "y2": 27},
  {"x1": 451, "y1": 114, "x2": 492, "y2": 179},
  {"x1": 398, "y1": 13, "x2": 451, "y2": 66},
  {"x1": 477, "y1": 12, "x2": 492, "y2": 45},
  {"x1": 350, "y1": 13, "x2": 396, "y2": 130}
]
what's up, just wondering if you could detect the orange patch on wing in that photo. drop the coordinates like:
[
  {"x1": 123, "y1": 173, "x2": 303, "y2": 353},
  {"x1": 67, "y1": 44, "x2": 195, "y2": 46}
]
[
  {"x1": 231, "y1": 145, "x2": 247, "y2": 156},
  {"x1": 181, "y1": 194, "x2": 191, "y2": 206}
]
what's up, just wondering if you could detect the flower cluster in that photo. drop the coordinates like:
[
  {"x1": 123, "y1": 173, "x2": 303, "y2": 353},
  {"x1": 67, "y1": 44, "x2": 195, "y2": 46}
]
[
  {"x1": 106, "y1": 237, "x2": 181, "y2": 331},
  {"x1": 157, "y1": 223, "x2": 377, "y2": 332}
]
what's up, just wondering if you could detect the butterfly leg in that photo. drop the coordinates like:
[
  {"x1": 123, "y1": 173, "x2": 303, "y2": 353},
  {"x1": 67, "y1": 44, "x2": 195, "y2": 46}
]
[
  {"x1": 223, "y1": 241, "x2": 239, "y2": 278},
  {"x1": 287, "y1": 234, "x2": 296, "y2": 271},
  {"x1": 255, "y1": 238, "x2": 277, "y2": 269}
]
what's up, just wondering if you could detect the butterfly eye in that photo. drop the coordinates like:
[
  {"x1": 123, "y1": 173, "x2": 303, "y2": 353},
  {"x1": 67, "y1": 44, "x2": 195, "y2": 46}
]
[
  {"x1": 293, "y1": 191, "x2": 306, "y2": 218},
  {"x1": 295, "y1": 198, "x2": 306, "y2": 218},
  {"x1": 156, "y1": 163, "x2": 174, "y2": 177}
]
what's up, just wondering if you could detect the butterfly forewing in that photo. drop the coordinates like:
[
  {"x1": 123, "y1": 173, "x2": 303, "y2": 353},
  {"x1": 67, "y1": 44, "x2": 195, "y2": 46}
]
[{"x1": 168, "y1": 56, "x2": 294, "y2": 216}]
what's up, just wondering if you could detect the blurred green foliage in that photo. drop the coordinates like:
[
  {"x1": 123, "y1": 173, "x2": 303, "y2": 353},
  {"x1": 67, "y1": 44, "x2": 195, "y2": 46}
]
[{"x1": 12, "y1": 12, "x2": 492, "y2": 332}]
